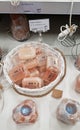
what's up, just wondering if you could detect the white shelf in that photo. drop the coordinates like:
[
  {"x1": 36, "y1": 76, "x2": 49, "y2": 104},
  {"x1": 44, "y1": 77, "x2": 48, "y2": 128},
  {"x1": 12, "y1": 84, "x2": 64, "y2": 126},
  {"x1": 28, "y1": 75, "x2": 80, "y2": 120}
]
[{"x1": 0, "y1": 1, "x2": 80, "y2": 14}]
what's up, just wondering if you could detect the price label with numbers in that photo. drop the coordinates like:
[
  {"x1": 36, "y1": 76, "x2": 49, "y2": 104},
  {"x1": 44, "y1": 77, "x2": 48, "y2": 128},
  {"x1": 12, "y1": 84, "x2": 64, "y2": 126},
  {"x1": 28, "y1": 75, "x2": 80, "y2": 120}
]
[{"x1": 29, "y1": 19, "x2": 50, "y2": 32}]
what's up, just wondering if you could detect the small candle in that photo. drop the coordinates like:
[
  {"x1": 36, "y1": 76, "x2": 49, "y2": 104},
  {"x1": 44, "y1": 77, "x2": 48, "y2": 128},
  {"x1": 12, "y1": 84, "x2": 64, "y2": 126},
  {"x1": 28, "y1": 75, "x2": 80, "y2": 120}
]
[
  {"x1": 66, "y1": 103, "x2": 77, "y2": 114},
  {"x1": 21, "y1": 105, "x2": 32, "y2": 116}
]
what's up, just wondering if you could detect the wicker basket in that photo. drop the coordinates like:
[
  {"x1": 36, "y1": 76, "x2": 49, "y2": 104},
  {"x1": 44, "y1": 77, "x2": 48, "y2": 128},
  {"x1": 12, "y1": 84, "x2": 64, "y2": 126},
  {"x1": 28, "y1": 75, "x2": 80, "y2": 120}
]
[{"x1": 3, "y1": 42, "x2": 66, "y2": 97}]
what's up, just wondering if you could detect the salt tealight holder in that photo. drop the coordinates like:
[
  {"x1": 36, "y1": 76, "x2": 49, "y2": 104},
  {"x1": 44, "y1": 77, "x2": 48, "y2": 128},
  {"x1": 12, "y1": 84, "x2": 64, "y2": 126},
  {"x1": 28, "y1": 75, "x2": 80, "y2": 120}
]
[
  {"x1": 56, "y1": 98, "x2": 80, "y2": 125},
  {"x1": 12, "y1": 99, "x2": 38, "y2": 124}
]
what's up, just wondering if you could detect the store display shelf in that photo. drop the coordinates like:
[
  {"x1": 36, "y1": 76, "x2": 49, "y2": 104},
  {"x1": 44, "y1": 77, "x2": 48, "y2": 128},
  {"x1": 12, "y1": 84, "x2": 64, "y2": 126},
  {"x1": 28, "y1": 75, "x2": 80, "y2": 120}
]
[
  {"x1": 0, "y1": 1, "x2": 80, "y2": 14},
  {"x1": 0, "y1": 32, "x2": 80, "y2": 130},
  {"x1": 0, "y1": 1, "x2": 80, "y2": 129}
]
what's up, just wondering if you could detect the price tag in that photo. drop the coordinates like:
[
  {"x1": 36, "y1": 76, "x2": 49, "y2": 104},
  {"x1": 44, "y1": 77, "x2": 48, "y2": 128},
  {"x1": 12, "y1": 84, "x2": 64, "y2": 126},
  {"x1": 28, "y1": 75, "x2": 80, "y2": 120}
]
[
  {"x1": 22, "y1": 3, "x2": 42, "y2": 14},
  {"x1": 29, "y1": 19, "x2": 50, "y2": 32}
]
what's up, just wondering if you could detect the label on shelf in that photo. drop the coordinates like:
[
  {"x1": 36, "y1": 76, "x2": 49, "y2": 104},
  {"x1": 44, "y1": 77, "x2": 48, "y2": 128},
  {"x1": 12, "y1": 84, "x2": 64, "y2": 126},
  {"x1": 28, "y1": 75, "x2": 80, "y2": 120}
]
[
  {"x1": 21, "y1": 2, "x2": 42, "y2": 13},
  {"x1": 29, "y1": 19, "x2": 50, "y2": 32}
]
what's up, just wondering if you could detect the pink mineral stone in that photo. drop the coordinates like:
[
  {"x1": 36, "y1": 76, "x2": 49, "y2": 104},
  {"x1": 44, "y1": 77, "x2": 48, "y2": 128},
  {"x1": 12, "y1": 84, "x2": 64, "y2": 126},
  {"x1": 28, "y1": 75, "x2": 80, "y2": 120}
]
[
  {"x1": 12, "y1": 99, "x2": 38, "y2": 124},
  {"x1": 18, "y1": 46, "x2": 36, "y2": 60},
  {"x1": 22, "y1": 77, "x2": 43, "y2": 89}
]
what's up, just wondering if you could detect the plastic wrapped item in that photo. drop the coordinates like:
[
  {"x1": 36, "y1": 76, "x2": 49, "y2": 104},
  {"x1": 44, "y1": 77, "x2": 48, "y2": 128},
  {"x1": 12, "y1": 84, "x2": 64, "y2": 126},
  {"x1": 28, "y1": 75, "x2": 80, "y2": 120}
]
[
  {"x1": 10, "y1": 14, "x2": 30, "y2": 41},
  {"x1": 9, "y1": 55, "x2": 59, "y2": 87},
  {"x1": 75, "y1": 74, "x2": 80, "y2": 93},
  {"x1": 46, "y1": 55, "x2": 59, "y2": 69},
  {"x1": 12, "y1": 99, "x2": 38, "y2": 124},
  {"x1": 8, "y1": 43, "x2": 60, "y2": 88},
  {"x1": 9, "y1": 63, "x2": 30, "y2": 85},
  {"x1": 24, "y1": 58, "x2": 38, "y2": 70},
  {"x1": 18, "y1": 46, "x2": 36, "y2": 60},
  {"x1": 43, "y1": 67, "x2": 59, "y2": 85},
  {"x1": 22, "y1": 77, "x2": 44, "y2": 89},
  {"x1": 36, "y1": 52, "x2": 47, "y2": 67},
  {"x1": 11, "y1": 53, "x2": 25, "y2": 66},
  {"x1": 56, "y1": 98, "x2": 80, "y2": 125}
]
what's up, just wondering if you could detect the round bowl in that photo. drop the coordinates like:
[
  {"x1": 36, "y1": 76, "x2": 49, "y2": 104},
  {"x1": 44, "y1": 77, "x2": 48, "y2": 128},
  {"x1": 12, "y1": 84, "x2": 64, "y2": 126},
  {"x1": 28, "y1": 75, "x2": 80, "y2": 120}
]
[{"x1": 3, "y1": 42, "x2": 66, "y2": 97}]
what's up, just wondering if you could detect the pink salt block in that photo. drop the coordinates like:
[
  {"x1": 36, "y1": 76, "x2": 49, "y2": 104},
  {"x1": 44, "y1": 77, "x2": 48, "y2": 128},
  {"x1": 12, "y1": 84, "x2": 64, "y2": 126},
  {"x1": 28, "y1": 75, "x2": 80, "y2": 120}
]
[
  {"x1": 24, "y1": 58, "x2": 38, "y2": 69},
  {"x1": 29, "y1": 68, "x2": 39, "y2": 77},
  {"x1": 18, "y1": 46, "x2": 36, "y2": 60},
  {"x1": 46, "y1": 55, "x2": 59, "y2": 69},
  {"x1": 42, "y1": 67, "x2": 59, "y2": 85},
  {"x1": 38, "y1": 65, "x2": 46, "y2": 73},
  {"x1": 36, "y1": 53, "x2": 47, "y2": 67},
  {"x1": 22, "y1": 77, "x2": 43, "y2": 89},
  {"x1": 11, "y1": 53, "x2": 26, "y2": 66},
  {"x1": 9, "y1": 64, "x2": 29, "y2": 83}
]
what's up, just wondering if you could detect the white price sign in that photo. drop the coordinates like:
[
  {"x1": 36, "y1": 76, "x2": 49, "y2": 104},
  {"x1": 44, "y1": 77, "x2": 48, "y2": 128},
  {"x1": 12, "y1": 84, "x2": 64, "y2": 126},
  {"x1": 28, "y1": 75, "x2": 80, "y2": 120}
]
[{"x1": 29, "y1": 19, "x2": 50, "y2": 32}]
